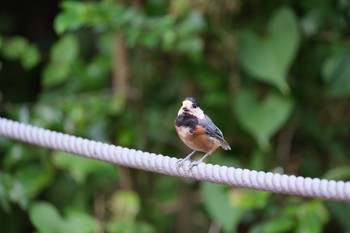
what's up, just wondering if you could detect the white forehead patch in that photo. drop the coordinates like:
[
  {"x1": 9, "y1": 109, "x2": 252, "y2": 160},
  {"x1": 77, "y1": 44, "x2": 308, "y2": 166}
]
[
  {"x1": 178, "y1": 100, "x2": 205, "y2": 119},
  {"x1": 182, "y1": 100, "x2": 193, "y2": 108}
]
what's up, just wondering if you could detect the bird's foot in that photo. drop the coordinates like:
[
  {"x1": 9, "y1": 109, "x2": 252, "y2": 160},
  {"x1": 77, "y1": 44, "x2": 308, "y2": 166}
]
[
  {"x1": 177, "y1": 160, "x2": 202, "y2": 173},
  {"x1": 186, "y1": 161, "x2": 201, "y2": 173},
  {"x1": 177, "y1": 151, "x2": 196, "y2": 169},
  {"x1": 176, "y1": 158, "x2": 191, "y2": 168}
]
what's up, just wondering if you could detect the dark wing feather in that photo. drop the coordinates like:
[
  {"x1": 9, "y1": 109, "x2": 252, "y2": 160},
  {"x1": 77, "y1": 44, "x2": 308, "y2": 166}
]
[
  {"x1": 199, "y1": 116, "x2": 231, "y2": 150},
  {"x1": 198, "y1": 116, "x2": 225, "y2": 140}
]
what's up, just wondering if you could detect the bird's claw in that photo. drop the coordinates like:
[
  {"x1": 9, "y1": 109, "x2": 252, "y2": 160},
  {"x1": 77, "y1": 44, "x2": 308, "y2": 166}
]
[
  {"x1": 177, "y1": 159, "x2": 201, "y2": 173},
  {"x1": 186, "y1": 161, "x2": 200, "y2": 173},
  {"x1": 176, "y1": 159, "x2": 189, "y2": 168}
]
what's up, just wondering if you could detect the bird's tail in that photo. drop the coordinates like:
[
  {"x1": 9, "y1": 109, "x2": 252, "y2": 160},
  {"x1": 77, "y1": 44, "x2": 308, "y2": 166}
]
[{"x1": 220, "y1": 139, "x2": 231, "y2": 150}]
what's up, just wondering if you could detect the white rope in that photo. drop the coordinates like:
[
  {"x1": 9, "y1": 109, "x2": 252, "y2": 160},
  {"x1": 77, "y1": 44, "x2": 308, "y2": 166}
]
[{"x1": 0, "y1": 117, "x2": 349, "y2": 202}]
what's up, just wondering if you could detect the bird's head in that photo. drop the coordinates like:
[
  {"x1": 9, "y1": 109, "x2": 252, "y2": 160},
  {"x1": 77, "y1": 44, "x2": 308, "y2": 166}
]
[{"x1": 178, "y1": 97, "x2": 205, "y2": 119}]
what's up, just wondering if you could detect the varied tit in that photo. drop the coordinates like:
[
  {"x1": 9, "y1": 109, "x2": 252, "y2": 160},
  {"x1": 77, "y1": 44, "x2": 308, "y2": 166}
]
[{"x1": 175, "y1": 97, "x2": 231, "y2": 169}]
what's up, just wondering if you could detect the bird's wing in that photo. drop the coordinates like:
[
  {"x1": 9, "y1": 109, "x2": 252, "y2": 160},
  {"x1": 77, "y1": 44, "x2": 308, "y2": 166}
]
[{"x1": 198, "y1": 116, "x2": 225, "y2": 141}]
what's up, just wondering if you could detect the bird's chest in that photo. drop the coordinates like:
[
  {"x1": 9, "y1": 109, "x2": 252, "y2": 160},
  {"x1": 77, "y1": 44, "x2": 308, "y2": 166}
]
[
  {"x1": 176, "y1": 126, "x2": 193, "y2": 142},
  {"x1": 175, "y1": 126, "x2": 197, "y2": 150},
  {"x1": 175, "y1": 125, "x2": 214, "y2": 152},
  {"x1": 175, "y1": 114, "x2": 197, "y2": 143}
]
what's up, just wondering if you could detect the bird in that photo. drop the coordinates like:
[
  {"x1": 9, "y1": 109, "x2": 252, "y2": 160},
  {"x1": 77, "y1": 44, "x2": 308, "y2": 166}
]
[{"x1": 175, "y1": 97, "x2": 231, "y2": 170}]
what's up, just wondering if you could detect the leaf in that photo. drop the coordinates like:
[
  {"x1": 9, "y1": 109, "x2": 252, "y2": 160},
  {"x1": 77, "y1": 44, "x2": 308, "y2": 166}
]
[
  {"x1": 29, "y1": 202, "x2": 64, "y2": 233},
  {"x1": 178, "y1": 11, "x2": 205, "y2": 37},
  {"x1": 21, "y1": 45, "x2": 41, "y2": 69},
  {"x1": 229, "y1": 189, "x2": 270, "y2": 210},
  {"x1": 106, "y1": 219, "x2": 155, "y2": 233},
  {"x1": 239, "y1": 7, "x2": 300, "y2": 93},
  {"x1": 322, "y1": 51, "x2": 350, "y2": 97},
  {"x1": 30, "y1": 202, "x2": 100, "y2": 233},
  {"x1": 234, "y1": 89, "x2": 294, "y2": 149},
  {"x1": 110, "y1": 191, "x2": 140, "y2": 220},
  {"x1": 16, "y1": 165, "x2": 53, "y2": 199},
  {"x1": 323, "y1": 166, "x2": 350, "y2": 180},
  {"x1": 328, "y1": 202, "x2": 350, "y2": 232},
  {"x1": 1, "y1": 37, "x2": 40, "y2": 69},
  {"x1": 51, "y1": 34, "x2": 79, "y2": 65},
  {"x1": 202, "y1": 183, "x2": 245, "y2": 233},
  {"x1": 296, "y1": 201, "x2": 329, "y2": 233},
  {"x1": 1, "y1": 37, "x2": 28, "y2": 59},
  {"x1": 8, "y1": 180, "x2": 28, "y2": 209},
  {"x1": 53, "y1": 151, "x2": 119, "y2": 184},
  {"x1": 62, "y1": 211, "x2": 99, "y2": 233},
  {"x1": 249, "y1": 217, "x2": 295, "y2": 233},
  {"x1": 43, "y1": 34, "x2": 79, "y2": 87},
  {"x1": 0, "y1": 172, "x2": 14, "y2": 212},
  {"x1": 54, "y1": 1, "x2": 93, "y2": 34}
]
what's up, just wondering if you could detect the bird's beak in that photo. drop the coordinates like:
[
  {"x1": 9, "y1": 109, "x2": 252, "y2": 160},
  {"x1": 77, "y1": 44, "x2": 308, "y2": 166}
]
[{"x1": 182, "y1": 107, "x2": 190, "y2": 112}]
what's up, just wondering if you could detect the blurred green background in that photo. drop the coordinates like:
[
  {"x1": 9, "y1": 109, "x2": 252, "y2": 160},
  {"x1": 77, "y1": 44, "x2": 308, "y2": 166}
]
[{"x1": 1, "y1": 0, "x2": 350, "y2": 232}]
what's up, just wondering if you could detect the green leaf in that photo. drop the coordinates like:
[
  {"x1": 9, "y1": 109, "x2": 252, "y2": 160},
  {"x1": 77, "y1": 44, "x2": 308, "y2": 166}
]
[
  {"x1": 178, "y1": 11, "x2": 205, "y2": 37},
  {"x1": 250, "y1": 217, "x2": 295, "y2": 233},
  {"x1": 239, "y1": 7, "x2": 300, "y2": 92},
  {"x1": 0, "y1": 172, "x2": 28, "y2": 209},
  {"x1": 21, "y1": 45, "x2": 41, "y2": 69},
  {"x1": 229, "y1": 189, "x2": 270, "y2": 210},
  {"x1": 1, "y1": 37, "x2": 28, "y2": 59},
  {"x1": 1, "y1": 37, "x2": 40, "y2": 69},
  {"x1": 328, "y1": 202, "x2": 350, "y2": 232},
  {"x1": 322, "y1": 51, "x2": 350, "y2": 97},
  {"x1": 202, "y1": 183, "x2": 245, "y2": 233},
  {"x1": 16, "y1": 165, "x2": 53, "y2": 199},
  {"x1": 0, "y1": 172, "x2": 14, "y2": 211},
  {"x1": 323, "y1": 166, "x2": 350, "y2": 180},
  {"x1": 178, "y1": 36, "x2": 203, "y2": 56},
  {"x1": 296, "y1": 201, "x2": 329, "y2": 233},
  {"x1": 30, "y1": 202, "x2": 99, "y2": 233},
  {"x1": 43, "y1": 34, "x2": 79, "y2": 87},
  {"x1": 234, "y1": 89, "x2": 294, "y2": 149},
  {"x1": 53, "y1": 151, "x2": 119, "y2": 184},
  {"x1": 110, "y1": 191, "x2": 140, "y2": 220},
  {"x1": 106, "y1": 219, "x2": 155, "y2": 233},
  {"x1": 62, "y1": 211, "x2": 99, "y2": 233},
  {"x1": 54, "y1": 1, "x2": 94, "y2": 34},
  {"x1": 29, "y1": 202, "x2": 64, "y2": 233},
  {"x1": 51, "y1": 34, "x2": 79, "y2": 64}
]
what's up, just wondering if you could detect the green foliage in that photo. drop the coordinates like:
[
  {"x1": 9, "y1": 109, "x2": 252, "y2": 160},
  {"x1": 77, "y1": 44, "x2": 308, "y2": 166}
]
[
  {"x1": 29, "y1": 202, "x2": 99, "y2": 233},
  {"x1": 328, "y1": 202, "x2": 350, "y2": 232},
  {"x1": 1, "y1": 0, "x2": 350, "y2": 232},
  {"x1": 250, "y1": 217, "x2": 295, "y2": 233},
  {"x1": 106, "y1": 191, "x2": 155, "y2": 233},
  {"x1": 234, "y1": 89, "x2": 294, "y2": 149},
  {"x1": 239, "y1": 7, "x2": 300, "y2": 93},
  {"x1": 202, "y1": 183, "x2": 245, "y2": 232},
  {"x1": 323, "y1": 166, "x2": 350, "y2": 180},
  {"x1": 202, "y1": 182, "x2": 271, "y2": 232},
  {"x1": 249, "y1": 200, "x2": 328, "y2": 233},
  {"x1": 53, "y1": 152, "x2": 119, "y2": 184},
  {"x1": 54, "y1": 1, "x2": 205, "y2": 57},
  {"x1": 322, "y1": 50, "x2": 350, "y2": 97},
  {"x1": 296, "y1": 201, "x2": 329, "y2": 233},
  {"x1": 43, "y1": 34, "x2": 79, "y2": 87},
  {"x1": 0, "y1": 36, "x2": 41, "y2": 69}
]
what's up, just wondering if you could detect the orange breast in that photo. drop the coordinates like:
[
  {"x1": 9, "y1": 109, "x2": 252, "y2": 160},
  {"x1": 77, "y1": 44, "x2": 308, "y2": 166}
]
[{"x1": 176, "y1": 125, "x2": 221, "y2": 154}]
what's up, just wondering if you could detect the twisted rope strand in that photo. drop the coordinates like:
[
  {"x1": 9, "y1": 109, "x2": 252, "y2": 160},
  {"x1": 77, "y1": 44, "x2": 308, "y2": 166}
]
[{"x1": 0, "y1": 117, "x2": 349, "y2": 201}]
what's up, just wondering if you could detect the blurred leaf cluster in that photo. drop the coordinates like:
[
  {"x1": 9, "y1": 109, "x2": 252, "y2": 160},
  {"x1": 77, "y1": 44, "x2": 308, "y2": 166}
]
[{"x1": 1, "y1": 0, "x2": 350, "y2": 232}]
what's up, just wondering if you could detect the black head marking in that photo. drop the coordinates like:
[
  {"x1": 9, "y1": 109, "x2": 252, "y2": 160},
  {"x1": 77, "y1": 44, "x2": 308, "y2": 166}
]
[{"x1": 184, "y1": 97, "x2": 200, "y2": 108}]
